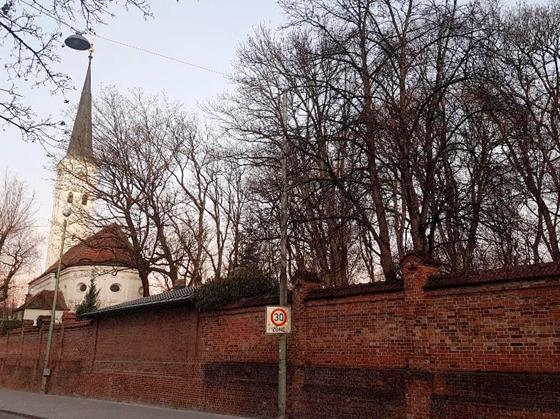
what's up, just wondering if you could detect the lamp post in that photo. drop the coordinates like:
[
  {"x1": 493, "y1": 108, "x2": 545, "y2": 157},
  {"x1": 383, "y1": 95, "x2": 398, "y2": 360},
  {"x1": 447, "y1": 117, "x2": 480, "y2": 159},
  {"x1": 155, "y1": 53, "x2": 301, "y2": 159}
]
[
  {"x1": 39, "y1": 32, "x2": 89, "y2": 394},
  {"x1": 278, "y1": 91, "x2": 289, "y2": 419},
  {"x1": 41, "y1": 208, "x2": 71, "y2": 394}
]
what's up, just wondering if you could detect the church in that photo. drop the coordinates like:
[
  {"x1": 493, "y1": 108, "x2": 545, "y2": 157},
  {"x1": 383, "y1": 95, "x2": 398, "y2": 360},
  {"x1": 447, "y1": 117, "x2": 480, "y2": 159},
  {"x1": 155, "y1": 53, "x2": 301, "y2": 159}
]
[{"x1": 16, "y1": 57, "x2": 143, "y2": 325}]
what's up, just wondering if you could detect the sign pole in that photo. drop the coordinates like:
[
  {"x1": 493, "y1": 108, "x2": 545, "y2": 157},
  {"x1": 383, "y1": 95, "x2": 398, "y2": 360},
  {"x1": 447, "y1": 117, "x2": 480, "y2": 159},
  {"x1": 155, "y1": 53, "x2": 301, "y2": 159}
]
[{"x1": 278, "y1": 91, "x2": 289, "y2": 419}]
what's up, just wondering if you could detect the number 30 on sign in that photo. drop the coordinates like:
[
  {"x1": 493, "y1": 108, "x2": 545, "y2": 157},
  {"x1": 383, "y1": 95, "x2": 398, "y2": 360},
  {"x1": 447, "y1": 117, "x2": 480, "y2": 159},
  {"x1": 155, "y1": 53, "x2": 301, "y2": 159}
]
[{"x1": 265, "y1": 306, "x2": 291, "y2": 334}]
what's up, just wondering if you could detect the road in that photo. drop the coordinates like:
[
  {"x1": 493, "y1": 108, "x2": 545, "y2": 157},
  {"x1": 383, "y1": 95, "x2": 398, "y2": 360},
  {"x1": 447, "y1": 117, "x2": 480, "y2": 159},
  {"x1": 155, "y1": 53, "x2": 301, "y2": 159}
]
[{"x1": 0, "y1": 389, "x2": 248, "y2": 419}]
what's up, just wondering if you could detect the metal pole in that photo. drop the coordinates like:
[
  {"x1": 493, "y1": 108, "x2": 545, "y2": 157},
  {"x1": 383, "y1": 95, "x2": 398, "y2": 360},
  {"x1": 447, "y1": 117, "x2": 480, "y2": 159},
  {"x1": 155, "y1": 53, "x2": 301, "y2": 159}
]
[
  {"x1": 41, "y1": 218, "x2": 67, "y2": 394},
  {"x1": 278, "y1": 91, "x2": 288, "y2": 419}
]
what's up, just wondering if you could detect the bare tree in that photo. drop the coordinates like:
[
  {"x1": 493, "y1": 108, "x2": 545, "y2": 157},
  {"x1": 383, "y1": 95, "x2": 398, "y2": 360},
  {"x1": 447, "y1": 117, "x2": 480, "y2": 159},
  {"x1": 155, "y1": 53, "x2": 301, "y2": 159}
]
[
  {"x1": 79, "y1": 89, "x2": 184, "y2": 295},
  {"x1": 486, "y1": 3, "x2": 560, "y2": 262},
  {"x1": 216, "y1": 0, "x2": 559, "y2": 281},
  {"x1": 167, "y1": 125, "x2": 248, "y2": 284},
  {"x1": 0, "y1": 171, "x2": 39, "y2": 303},
  {"x1": 213, "y1": 28, "x2": 365, "y2": 284},
  {"x1": 167, "y1": 125, "x2": 213, "y2": 285},
  {"x1": 76, "y1": 88, "x2": 248, "y2": 291}
]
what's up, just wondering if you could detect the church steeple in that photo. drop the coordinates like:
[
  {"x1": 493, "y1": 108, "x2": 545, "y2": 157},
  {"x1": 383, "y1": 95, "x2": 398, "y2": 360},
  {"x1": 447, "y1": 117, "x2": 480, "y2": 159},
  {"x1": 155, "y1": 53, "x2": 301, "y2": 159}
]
[
  {"x1": 66, "y1": 56, "x2": 93, "y2": 159},
  {"x1": 45, "y1": 55, "x2": 96, "y2": 269}
]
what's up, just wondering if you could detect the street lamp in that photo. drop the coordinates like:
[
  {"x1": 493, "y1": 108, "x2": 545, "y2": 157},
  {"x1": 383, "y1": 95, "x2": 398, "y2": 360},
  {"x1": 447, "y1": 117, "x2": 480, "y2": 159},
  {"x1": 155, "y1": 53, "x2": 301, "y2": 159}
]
[
  {"x1": 64, "y1": 32, "x2": 92, "y2": 51},
  {"x1": 41, "y1": 207, "x2": 71, "y2": 394}
]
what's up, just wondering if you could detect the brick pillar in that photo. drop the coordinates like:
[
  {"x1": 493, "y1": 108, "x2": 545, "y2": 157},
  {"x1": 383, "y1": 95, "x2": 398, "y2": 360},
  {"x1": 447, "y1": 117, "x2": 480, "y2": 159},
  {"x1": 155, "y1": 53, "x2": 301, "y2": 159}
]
[
  {"x1": 62, "y1": 311, "x2": 77, "y2": 324},
  {"x1": 402, "y1": 253, "x2": 441, "y2": 419},
  {"x1": 288, "y1": 271, "x2": 321, "y2": 418}
]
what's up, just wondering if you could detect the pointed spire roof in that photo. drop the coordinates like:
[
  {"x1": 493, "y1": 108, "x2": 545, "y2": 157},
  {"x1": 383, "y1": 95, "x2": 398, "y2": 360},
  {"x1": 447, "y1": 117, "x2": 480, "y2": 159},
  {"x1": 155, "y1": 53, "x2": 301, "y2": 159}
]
[{"x1": 67, "y1": 56, "x2": 93, "y2": 159}]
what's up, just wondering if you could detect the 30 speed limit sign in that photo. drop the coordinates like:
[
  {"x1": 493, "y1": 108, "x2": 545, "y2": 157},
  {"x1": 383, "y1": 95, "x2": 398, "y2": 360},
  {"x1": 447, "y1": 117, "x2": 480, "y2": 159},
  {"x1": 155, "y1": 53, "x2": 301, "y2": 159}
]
[{"x1": 265, "y1": 306, "x2": 291, "y2": 334}]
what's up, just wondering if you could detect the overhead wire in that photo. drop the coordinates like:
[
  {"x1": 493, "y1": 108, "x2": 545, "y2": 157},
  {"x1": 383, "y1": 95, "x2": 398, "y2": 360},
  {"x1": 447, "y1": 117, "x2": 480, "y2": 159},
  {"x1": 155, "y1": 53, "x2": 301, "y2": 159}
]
[
  {"x1": 19, "y1": 0, "x2": 227, "y2": 77},
  {"x1": 94, "y1": 34, "x2": 227, "y2": 76}
]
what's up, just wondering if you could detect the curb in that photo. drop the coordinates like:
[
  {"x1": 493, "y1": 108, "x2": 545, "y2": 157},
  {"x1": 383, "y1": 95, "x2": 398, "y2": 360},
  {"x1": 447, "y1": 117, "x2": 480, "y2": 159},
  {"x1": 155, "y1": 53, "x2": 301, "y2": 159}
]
[{"x1": 0, "y1": 409, "x2": 45, "y2": 419}]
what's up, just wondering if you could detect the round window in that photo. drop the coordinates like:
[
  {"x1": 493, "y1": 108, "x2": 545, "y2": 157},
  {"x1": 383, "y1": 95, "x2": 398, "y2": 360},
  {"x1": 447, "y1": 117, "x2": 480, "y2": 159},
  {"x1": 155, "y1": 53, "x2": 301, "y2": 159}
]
[
  {"x1": 138, "y1": 286, "x2": 143, "y2": 295},
  {"x1": 110, "y1": 283, "x2": 121, "y2": 292},
  {"x1": 78, "y1": 283, "x2": 87, "y2": 292}
]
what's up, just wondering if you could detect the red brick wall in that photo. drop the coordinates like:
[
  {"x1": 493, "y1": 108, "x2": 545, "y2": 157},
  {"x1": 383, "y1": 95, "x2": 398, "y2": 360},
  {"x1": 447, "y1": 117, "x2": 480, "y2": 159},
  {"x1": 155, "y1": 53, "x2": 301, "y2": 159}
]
[
  {"x1": 425, "y1": 284, "x2": 559, "y2": 373},
  {"x1": 1, "y1": 255, "x2": 559, "y2": 418}
]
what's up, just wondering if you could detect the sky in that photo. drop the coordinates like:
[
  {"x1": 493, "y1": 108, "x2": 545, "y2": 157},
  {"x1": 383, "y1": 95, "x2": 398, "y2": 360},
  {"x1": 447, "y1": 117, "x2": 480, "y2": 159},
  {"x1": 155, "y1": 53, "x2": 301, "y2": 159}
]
[{"x1": 1, "y1": 1, "x2": 286, "y2": 268}]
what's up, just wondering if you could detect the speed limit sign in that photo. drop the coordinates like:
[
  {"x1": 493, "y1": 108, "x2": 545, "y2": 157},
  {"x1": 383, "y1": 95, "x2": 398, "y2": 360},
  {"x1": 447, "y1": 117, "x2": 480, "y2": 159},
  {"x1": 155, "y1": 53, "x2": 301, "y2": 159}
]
[{"x1": 265, "y1": 306, "x2": 291, "y2": 334}]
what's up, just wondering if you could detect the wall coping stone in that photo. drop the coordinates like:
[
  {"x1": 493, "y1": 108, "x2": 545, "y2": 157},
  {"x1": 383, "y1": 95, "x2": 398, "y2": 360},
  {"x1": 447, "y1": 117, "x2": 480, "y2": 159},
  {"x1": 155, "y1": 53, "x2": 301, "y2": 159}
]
[
  {"x1": 426, "y1": 261, "x2": 560, "y2": 290},
  {"x1": 305, "y1": 280, "x2": 404, "y2": 301}
]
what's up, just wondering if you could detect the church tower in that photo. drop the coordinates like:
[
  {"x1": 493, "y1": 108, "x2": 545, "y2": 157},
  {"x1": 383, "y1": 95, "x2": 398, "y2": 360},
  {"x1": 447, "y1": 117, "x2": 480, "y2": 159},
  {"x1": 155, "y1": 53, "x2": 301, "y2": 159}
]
[{"x1": 45, "y1": 56, "x2": 96, "y2": 268}]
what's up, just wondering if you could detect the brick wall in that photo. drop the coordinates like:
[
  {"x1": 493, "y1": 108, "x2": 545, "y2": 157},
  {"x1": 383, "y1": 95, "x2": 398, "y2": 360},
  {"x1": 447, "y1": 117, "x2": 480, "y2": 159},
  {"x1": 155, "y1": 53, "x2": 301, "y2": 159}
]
[{"x1": 1, "y1": 254, "x2": 559, "y2": 418}]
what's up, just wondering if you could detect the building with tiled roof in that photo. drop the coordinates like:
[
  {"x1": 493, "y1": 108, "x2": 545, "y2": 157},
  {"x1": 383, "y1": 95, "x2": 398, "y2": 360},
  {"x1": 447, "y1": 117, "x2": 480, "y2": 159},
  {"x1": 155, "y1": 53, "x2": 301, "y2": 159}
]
[
  {"x1": 28, "y1": 224, "x2": 143, "y2": 312},
  {"x1": 24, "y1": 57, "x2": 143, "y2": 323},
  {"x1": 13, "y1": 290, "x2": 69, "y2": 325}
]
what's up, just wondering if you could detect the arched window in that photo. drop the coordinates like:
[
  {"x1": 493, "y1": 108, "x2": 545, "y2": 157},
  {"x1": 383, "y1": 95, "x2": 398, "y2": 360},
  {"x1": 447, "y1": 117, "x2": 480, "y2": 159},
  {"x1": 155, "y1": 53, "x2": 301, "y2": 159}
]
[
  {"x1": 81, "y1": 193, "x2": 88, "y2": 205},
  {"x1": 67, "y1": 192, "x2": 73, "y2": 204}
]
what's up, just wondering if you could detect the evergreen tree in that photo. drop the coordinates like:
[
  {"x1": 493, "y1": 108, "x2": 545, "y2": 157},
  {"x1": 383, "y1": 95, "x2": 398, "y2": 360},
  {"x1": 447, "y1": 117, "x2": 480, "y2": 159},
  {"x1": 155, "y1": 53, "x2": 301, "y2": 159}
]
[{"x1": 75, "y1": 278, "x2": 100, "y2": 317}]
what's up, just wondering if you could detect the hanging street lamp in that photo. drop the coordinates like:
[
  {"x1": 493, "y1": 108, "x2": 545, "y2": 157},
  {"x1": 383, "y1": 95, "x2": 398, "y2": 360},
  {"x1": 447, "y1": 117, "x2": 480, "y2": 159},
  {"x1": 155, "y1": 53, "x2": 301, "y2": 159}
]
[{"x1": 64, "y1": 32, "x2": 92, "y2": 51}]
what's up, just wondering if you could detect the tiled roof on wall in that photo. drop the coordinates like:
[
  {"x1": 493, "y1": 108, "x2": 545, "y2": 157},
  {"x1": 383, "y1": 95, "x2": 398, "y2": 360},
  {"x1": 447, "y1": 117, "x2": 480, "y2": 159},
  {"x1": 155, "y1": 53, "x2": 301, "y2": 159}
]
[
  {"x1": 306, "y1": 280, "x2": 404, "y2": 301},
  {"x1": 426, "y1": 261, "x2": 560, "y2": 290},
  {"x1": 80, "y1": 287, "x2": 196, "y2": 318}
]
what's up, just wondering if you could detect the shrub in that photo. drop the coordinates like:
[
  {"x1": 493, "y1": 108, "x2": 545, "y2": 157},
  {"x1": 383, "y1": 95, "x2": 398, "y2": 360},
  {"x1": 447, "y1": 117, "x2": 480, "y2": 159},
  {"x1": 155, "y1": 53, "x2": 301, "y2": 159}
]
[
  {"x1": 75, "y1": 278, "x2": 100, "y2": 317},
  {"x1": 0, "y1": 319, "x2": 22, "y2": 335},
  {"x1": 195, "y1": 267, "x2": 278, "y2": 311}
]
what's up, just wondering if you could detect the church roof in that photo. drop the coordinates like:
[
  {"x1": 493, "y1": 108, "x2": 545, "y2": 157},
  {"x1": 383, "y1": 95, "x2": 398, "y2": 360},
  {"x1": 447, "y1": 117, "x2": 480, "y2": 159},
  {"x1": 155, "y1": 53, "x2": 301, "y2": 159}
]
[
  {"x1": 66, "y1": 56, "x2": 93, "y2": 160},
  {"x1": 30, "y1": 224, "x2": 134, "y2": 285},
  {"x1": 15, "y1": 290, "x2": 69, "y2": 312}
]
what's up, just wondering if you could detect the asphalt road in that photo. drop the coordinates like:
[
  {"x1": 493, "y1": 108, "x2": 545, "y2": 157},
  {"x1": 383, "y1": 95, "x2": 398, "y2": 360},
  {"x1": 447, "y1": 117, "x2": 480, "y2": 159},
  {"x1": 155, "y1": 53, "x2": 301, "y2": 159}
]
[{"x1": 0, "y1": 389, "x2": 248, "y2": 419}]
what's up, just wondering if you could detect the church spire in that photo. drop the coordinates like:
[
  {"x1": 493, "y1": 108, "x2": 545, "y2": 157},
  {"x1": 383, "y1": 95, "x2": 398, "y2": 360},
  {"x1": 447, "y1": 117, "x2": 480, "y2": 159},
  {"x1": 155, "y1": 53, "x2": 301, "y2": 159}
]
[{"x1": 66, "y1": 56, "x2": 93, "y2": 159}]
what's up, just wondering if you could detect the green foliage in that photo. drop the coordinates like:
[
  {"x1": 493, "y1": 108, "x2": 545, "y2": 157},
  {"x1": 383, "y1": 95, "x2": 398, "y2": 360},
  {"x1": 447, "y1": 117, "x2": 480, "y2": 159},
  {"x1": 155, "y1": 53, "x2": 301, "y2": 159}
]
[
  {"x1": 0, "y1": 319, "x2": 22, "y2": 335},
  {"x1": 75, "y1": 278, "x2": 100, "y2": 317},
  {"x1": 195, "y1": 267, "x2": 278, "y2": 311}
]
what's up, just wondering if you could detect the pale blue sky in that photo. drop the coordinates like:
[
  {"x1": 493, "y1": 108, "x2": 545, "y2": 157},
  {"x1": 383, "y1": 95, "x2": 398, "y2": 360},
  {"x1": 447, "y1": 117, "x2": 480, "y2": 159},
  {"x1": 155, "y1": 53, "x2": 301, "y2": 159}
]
[{"x1": 1, "y1": 1, "x2": 285, "y2": 259}]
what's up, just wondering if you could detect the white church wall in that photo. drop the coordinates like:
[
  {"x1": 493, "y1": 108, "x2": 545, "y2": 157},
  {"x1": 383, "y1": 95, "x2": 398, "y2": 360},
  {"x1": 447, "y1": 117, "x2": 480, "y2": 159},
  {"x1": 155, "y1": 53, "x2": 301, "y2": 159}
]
[
  {"x1": 58, "y1": 265, "x2": 143, "y2": 310},
  {"x1": 28, "y1": 266, "x2": 143, "y2": 312},
  {"x1": 45, "y1": 157, "x2": 96, "y2": 269}
]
